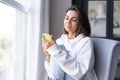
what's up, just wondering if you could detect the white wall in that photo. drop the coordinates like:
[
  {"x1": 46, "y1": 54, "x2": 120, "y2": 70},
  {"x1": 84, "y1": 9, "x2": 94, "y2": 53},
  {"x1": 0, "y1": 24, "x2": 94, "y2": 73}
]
[{"x1": 50, "y1": 0, "x2": 71, "y2": 40}]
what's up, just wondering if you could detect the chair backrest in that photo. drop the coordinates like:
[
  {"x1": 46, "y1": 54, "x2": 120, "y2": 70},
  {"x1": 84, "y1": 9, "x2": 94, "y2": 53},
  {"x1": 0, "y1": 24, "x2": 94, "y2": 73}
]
[{"x1": 91, "y1": 38, "x2": 120, "y2": 80}]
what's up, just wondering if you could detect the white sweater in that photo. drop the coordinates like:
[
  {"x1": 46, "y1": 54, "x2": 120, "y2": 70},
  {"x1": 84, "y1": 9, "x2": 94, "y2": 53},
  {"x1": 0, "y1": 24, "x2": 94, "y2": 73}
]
[{"x1": 45, "y1": 34, "x2": 98, "y2": 80}]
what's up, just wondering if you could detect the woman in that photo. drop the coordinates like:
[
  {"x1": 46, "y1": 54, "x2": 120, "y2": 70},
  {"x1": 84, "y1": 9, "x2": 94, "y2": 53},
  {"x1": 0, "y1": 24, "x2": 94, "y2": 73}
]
[{"x1": 42, "y1": 5, "x2": 98, "y2": 80}]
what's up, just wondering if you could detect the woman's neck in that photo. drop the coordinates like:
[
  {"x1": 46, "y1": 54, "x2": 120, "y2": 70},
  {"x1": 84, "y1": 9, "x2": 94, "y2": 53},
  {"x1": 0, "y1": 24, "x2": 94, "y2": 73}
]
[{"x1": 68, "y1": 33, "x2": 77, "y2": 39}]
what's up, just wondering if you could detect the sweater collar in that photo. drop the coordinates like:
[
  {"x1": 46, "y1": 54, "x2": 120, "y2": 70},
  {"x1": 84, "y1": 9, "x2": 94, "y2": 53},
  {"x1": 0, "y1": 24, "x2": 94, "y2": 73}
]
[{"x1": 61, "y1": 33, "x2": 85, "y2": 44}]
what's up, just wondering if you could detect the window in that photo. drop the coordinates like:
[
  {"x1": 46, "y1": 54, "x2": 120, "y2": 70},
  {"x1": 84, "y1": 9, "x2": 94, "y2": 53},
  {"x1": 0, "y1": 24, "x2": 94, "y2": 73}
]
[
  {"x1": 0, "y1": 1, "x2": 28, "y2": 80},
  {"x1": 0, "y1": 0, "x2": 49, "y2": 80},
  {"x1": 88, "y1": 1, "x2": 107, "y2": 37},
  {"x1": 113, "y1": 1, "x2": 120, "y2": 38},
  {"x1": 72, "y1": 0, "x2": 120, "y2": 40}
]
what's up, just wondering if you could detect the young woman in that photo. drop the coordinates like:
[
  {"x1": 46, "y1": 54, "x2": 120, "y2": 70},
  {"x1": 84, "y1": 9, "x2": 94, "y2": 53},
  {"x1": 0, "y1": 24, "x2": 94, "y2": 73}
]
[{"x1": 42, "y1": 5, "x2": 98, "y2": 80}]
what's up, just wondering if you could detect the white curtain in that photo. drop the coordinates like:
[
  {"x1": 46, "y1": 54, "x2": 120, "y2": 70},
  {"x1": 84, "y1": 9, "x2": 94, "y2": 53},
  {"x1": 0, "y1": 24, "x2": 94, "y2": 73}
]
[
  {"x1": 0, "y1": 0, "x2": 49, "y2": 80},
  {"x1": 25, "y1": 0, "x2": 49, "y2": 80},
  {"x1": 37, "y1": 0, "x2": 50, "y2": 79}
]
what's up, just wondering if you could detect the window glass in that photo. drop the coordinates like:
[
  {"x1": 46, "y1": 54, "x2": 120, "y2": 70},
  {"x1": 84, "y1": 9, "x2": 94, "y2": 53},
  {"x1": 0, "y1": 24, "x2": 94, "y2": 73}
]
[
  {"x1": 0, "y1": 2, "x2": 27, "y2": 80},
  {"x1": 113, "y1": 1, "x2": 120, "y2": 38},
  {"x1": 0, "y1": 3, "x2": 16, "y2": 80},
  {"x1": 88, "y1": 1, "x2": 107, "y2": 37}
]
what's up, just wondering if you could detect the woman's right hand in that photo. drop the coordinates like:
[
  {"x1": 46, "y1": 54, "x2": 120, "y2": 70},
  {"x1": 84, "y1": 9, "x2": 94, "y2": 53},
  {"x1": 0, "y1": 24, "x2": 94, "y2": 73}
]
[{"x1": 42, "y1": 39, "x2": 51, "y2": 62}]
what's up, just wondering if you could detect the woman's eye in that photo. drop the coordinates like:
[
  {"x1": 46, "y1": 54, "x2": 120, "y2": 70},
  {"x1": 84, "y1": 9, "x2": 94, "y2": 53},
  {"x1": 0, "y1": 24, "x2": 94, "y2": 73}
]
[
  {"x1": 72, "y1": 19, "x2": 78, "y2": 22},
  {"x1": 65, "y1": 17, "x2": 68, "y2": 20}
]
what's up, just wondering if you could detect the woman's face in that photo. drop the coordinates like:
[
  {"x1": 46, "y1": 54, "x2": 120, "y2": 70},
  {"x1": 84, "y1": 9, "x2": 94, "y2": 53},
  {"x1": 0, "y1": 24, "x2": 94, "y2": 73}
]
[{"x1": 64, "y1": 10, "x2": 79, "y2": 34}]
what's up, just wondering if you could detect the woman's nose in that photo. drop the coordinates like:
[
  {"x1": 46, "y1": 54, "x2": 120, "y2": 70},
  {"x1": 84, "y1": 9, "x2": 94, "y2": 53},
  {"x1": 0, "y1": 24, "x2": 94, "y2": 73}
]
[{"x1": 66, "y1": 19, "x2": 71, "y2": 25}]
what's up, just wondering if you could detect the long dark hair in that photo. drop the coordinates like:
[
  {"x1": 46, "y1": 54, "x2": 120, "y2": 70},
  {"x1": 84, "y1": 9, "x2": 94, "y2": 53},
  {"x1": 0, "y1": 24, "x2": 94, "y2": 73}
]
[{"x1": 64, "y1": 5, "x2": 91, "y2": 37}]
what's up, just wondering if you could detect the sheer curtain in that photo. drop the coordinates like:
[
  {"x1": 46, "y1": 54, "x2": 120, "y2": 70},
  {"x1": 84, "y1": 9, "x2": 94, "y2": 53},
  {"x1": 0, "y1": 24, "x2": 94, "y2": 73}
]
[
  {"x1": 25, "y1": 0, "x2": 50, "y2": 80},
  {"x1": 16, "y1": 0, "x2": 50, "y2": 80},
  {"x1": 37, "y1": 0, "x2": 50, "y2": 79},
  {"x1": 0, "y1": 0, "x2": 49, "y2": 80}
]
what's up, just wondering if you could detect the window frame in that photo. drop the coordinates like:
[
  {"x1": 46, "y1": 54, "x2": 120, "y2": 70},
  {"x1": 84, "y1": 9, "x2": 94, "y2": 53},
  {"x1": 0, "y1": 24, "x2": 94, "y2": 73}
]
[
  {"x1": 72, "y1": 0, "x2": 120, "y2": 40},
  {"x1": 0, "y1": 0, "x2": 27, "y2": 13}
]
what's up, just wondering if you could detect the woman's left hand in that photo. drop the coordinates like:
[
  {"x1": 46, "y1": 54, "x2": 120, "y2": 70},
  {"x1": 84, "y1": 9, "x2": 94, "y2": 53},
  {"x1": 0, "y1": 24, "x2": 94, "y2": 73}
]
[
  {"x1": 42, "y1": 38, "x2": 56, "y2": 52},
  {"x1": 42, "y1": 38, "x2": 55, "y2": 63}
]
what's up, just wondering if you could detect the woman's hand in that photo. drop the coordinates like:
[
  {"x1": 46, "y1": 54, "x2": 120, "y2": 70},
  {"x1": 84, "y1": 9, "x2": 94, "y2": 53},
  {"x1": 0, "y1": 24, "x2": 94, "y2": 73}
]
[
  {"x1": 42, "y1": 38, "x2": 55, "y2": 51},
  {"x1": 42, "y1": 37, "x2": 55, "y2": 62}
]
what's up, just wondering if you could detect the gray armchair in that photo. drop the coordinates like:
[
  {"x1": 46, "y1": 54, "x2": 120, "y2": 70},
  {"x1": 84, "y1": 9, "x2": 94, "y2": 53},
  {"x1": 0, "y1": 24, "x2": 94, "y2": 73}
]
[{"x1": 91, "y1": 38, "x2": 120, "y2": 80}]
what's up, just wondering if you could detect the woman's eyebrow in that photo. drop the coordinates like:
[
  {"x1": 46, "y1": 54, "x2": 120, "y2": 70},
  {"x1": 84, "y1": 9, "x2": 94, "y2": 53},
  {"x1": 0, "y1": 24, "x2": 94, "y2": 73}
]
[
  {"x1": 72, "y1": 17, "x2": 78, "y2": 19},
  {"x1": 65, "y1": 15, "x2": 78, "y2": 19},
  {"x1": 65, "y1": 15, "x2": 68, "y2": 17}
]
